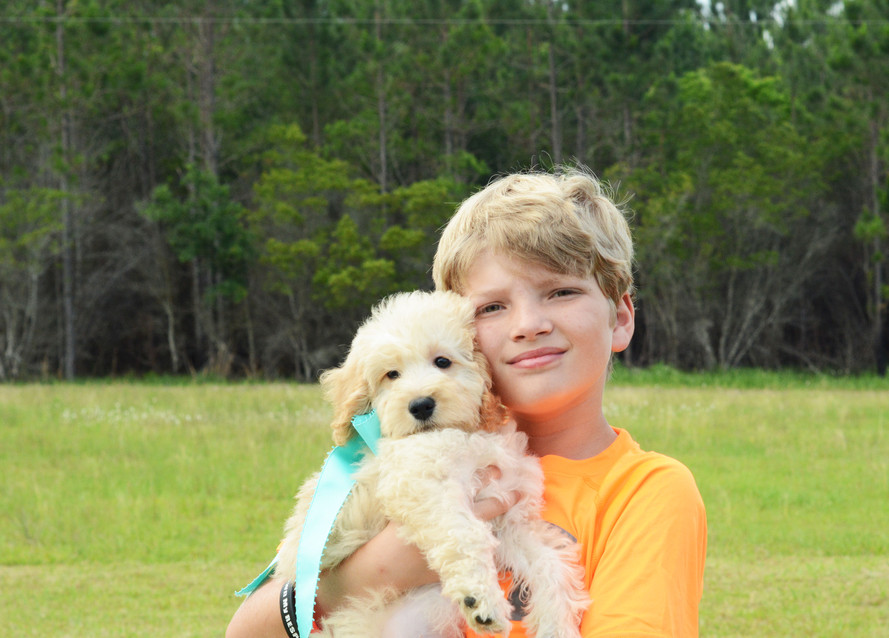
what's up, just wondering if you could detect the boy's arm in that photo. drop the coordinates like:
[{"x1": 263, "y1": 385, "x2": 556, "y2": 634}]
[
  {"x1": 582, "y1": 461, "x2": 707, "y2": 638},
  {"x1": 226, "y1": 522, "x2": 433, "y2": 638},
  {"x1": 226, "y1": 490, "x2": 515, "y2": 637},
  {"x1": 318, "y1": 487, "x2": 516, "y2": 612},
  {"x1": 225, "y1": 578, "x2": 288, "y2": 638},
  {"x1": 315, "y1": 521, "x2": 438, "y2": 615}
]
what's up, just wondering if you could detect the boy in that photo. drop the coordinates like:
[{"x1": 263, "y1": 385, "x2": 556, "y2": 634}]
[{"x1": 226, "y1": 166, "x2": 706, "y2": 637}]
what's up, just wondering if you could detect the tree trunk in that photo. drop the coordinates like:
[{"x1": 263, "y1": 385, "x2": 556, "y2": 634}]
[
  {"x1": 546, "y1": 3, "x2": 561, "y2": 163},
  {"x1": 245, "y1": 299, "x2": 258, "y2": 376},
  {"x1": 308, "y1": 23, "x2": 322, "y2": 147},
  {"x1": 621, "y1": 0, "x2": 634, "y2": 164},
  {"x1": 375, "y1": 2, "x2": 388, "y2": 193},
  {"x1": 868, "y1": 119, "x2": 886, "y2": 373},
  {"x1": 191, "y1": 258, "x2": 203, "y2": 355},
  {"x1": 548, "y1": 43, "x2": 561, "y2": 163},
  {"x1": 163, "y1": 300, "x2": 179, "y2": 373},
  {"x1": 56, "y1": 0, "x2": 76, "y2": 380},
  {"x1": 198, "y1": 16, "x2": 219, "y2": 176},
  {"x1": 443, "y1": 66, "x2": 454, "y2": 160}
]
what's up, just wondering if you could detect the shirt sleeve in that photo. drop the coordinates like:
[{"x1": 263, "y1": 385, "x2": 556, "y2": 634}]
[{"x1": 582, "y1": 459, "x2": 707, "y2": 637}]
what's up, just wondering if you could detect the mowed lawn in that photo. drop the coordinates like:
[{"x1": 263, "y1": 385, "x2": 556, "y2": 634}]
[{"x1": 1, "y1": 374, "x2": 887, "y2": 637}]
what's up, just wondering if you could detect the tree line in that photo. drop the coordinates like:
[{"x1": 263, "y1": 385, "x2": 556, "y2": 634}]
[{"x1": 1, "y1": 0, "x2": 887, "y2": 381}]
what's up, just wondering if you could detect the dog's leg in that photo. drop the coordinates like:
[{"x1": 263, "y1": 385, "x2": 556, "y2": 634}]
[
  {"x1": 372, "y1": 438, "x2": 512, "y2": 635},
  {"x1": 472, "y1": 431, "x2": 588, "y2": 638},
  {"x1": 389, "y1": 478, "x2": 512, "y2": 634},
  {"x1": 493, "y1": 518, "x2": 588, "y2": 638}
]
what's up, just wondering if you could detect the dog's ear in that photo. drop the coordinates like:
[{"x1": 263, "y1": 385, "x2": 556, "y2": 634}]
[
  {"x1": 480, "y1": 387, "x2": 508, "y2": 432},
  {"x1": 473, "y1": 346, "x2": 508, "y2": 432},
  {"x1": 320, "y1": 356, "x2": 373, "y2": 447}
]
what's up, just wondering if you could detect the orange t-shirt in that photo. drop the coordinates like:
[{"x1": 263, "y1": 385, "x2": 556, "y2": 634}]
[{"x1": 468, "y1": 427, "x2": 707, "y2": 638}]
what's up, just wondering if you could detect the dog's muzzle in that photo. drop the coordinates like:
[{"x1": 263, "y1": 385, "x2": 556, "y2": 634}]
[{"x1": 408, "y1": 396, "x2": 436, "y2": 422}]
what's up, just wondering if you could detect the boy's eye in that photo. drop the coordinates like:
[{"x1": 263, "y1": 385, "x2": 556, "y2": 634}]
[
  {"x1": 553, "y1": 289, "x2": 578, "y2": 298},
  {"x1": 476, "y1": 303, "x2": 504, "y2": 315},
  {"x1": 434, "y1": 357, "x2": 452, "y2": 369},
  {"x1": 386, "y1": 370, "x2": 400, "y2": 380}
]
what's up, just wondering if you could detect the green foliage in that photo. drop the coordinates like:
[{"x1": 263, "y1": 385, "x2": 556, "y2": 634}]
[
  {"x1": 825, "y1": 0, "x2": 889, "y2": 322},
  {"x1": 611, "y1": 362, "x2": 889, "y2": 391},
  {"x1": 313, "y1": 215, "x2": 399, "y2": 310},
  {"x1": 629, "y1": 62, "x2": 827, "y2": 368},
  {"x1": 392, "y1": 176, "x2": 469, "y2": 230},
  {"x1": 0, "y1": 186, "x2": 67, "y2": 379},
  {"x1": 2, "y1": 1, "x2": 889, "y2": 376},
  {"x1": 0, "y1": 187, "x2": 65, "y2": 271},
  {"x1": 140, "y1": 166, "x2": 255, "y2": 302},
  {"x1": 248, "y1": 123, "x2": 466, "y2": 322},
  {"x1": 249, "y1": 123, "x2": 385, "y2": 313},
  {"x1": 855, "y1": 209, "x2": 889, "y2": 243}
]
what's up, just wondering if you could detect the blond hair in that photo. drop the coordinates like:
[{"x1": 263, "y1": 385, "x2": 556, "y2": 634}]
[{"x1": 432, "y1": 167, "x2": 634, "y2": 313}]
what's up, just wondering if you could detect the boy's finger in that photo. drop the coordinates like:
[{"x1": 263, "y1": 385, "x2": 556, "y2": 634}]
[{"x1": 472, "y1": 491, "x2": 520, "y2": 521}]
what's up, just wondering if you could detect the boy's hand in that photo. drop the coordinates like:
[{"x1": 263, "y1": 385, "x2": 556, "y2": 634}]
[{"x1": 472, "y1": 465, "x2": 520, "y2": 521}]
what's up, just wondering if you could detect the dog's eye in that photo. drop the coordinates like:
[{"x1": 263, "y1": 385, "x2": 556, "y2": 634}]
[
  {"x1": 434, "y1": 357, "x2": 452, "y2": 369},
  {"x1": 386, "y1": 370, "x2": 400, "y2": 380}
]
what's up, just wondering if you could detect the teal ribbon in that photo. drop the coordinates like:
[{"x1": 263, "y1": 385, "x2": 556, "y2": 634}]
[
  {"x1": 236, "y1": 411, "x2": 381, "y2": 638},
  {"x1": 293, "y1": 411, "x2": 380, "y2": 635}
]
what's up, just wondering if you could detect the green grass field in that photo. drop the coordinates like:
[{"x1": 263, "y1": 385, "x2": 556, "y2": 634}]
[{"x1": 1, "y1": 372, "x2": 887, "y2": 636}]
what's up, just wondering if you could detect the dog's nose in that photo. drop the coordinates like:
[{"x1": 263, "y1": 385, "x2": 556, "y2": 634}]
[{"x1": 408, "y1": 396, "x2": 436, "y2": 421}]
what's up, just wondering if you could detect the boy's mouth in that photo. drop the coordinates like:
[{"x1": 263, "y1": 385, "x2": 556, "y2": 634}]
[{"x1": 507, "y1": 347, "x2": 564, "y2": 368}]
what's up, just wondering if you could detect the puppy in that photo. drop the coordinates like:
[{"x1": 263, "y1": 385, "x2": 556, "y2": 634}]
[{"x1": 273, "y1": 290, "x2": 588, "y2": 637}]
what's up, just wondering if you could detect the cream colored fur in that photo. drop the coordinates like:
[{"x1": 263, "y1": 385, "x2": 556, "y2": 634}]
[{"x1": 272, "y1": 290, "x2": 588, "y2": 637}]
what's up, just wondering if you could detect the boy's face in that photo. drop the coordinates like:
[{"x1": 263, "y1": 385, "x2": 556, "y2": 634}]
[{"x1": 464, "y1": 250, "x2": 634, "y2": 425}]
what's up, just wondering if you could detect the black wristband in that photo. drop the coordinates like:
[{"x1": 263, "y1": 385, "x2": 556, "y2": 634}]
[{"x1": 279, "y1": 581, "x2": 301, "y2": 638}]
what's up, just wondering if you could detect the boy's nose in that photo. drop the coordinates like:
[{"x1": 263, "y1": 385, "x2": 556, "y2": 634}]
[{"x1": 510, "y1": 302, "x2": 553, "y2": 341}]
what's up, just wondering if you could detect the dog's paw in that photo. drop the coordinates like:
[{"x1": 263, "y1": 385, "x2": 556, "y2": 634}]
[{"x1": 459, "y1": 593, "x2": 511, "y2": 635}]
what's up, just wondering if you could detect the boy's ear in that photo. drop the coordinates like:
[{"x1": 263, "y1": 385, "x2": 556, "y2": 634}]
[
  {"x1": 611, "y1": 293, "x2": 635, "y2": 353},
  {"x1": 320, "y1": 358, "x2": 373, "y2": 446}
]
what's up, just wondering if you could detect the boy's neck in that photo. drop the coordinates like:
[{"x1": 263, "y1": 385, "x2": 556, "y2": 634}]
[{"x1": 518, "y1": 411, "x2": 617, "y2": 460}]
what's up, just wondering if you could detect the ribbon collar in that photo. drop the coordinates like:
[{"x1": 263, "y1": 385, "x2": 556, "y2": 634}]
[{"x1": 236, "y1": 410, "x2": 381, "y2": 638}]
